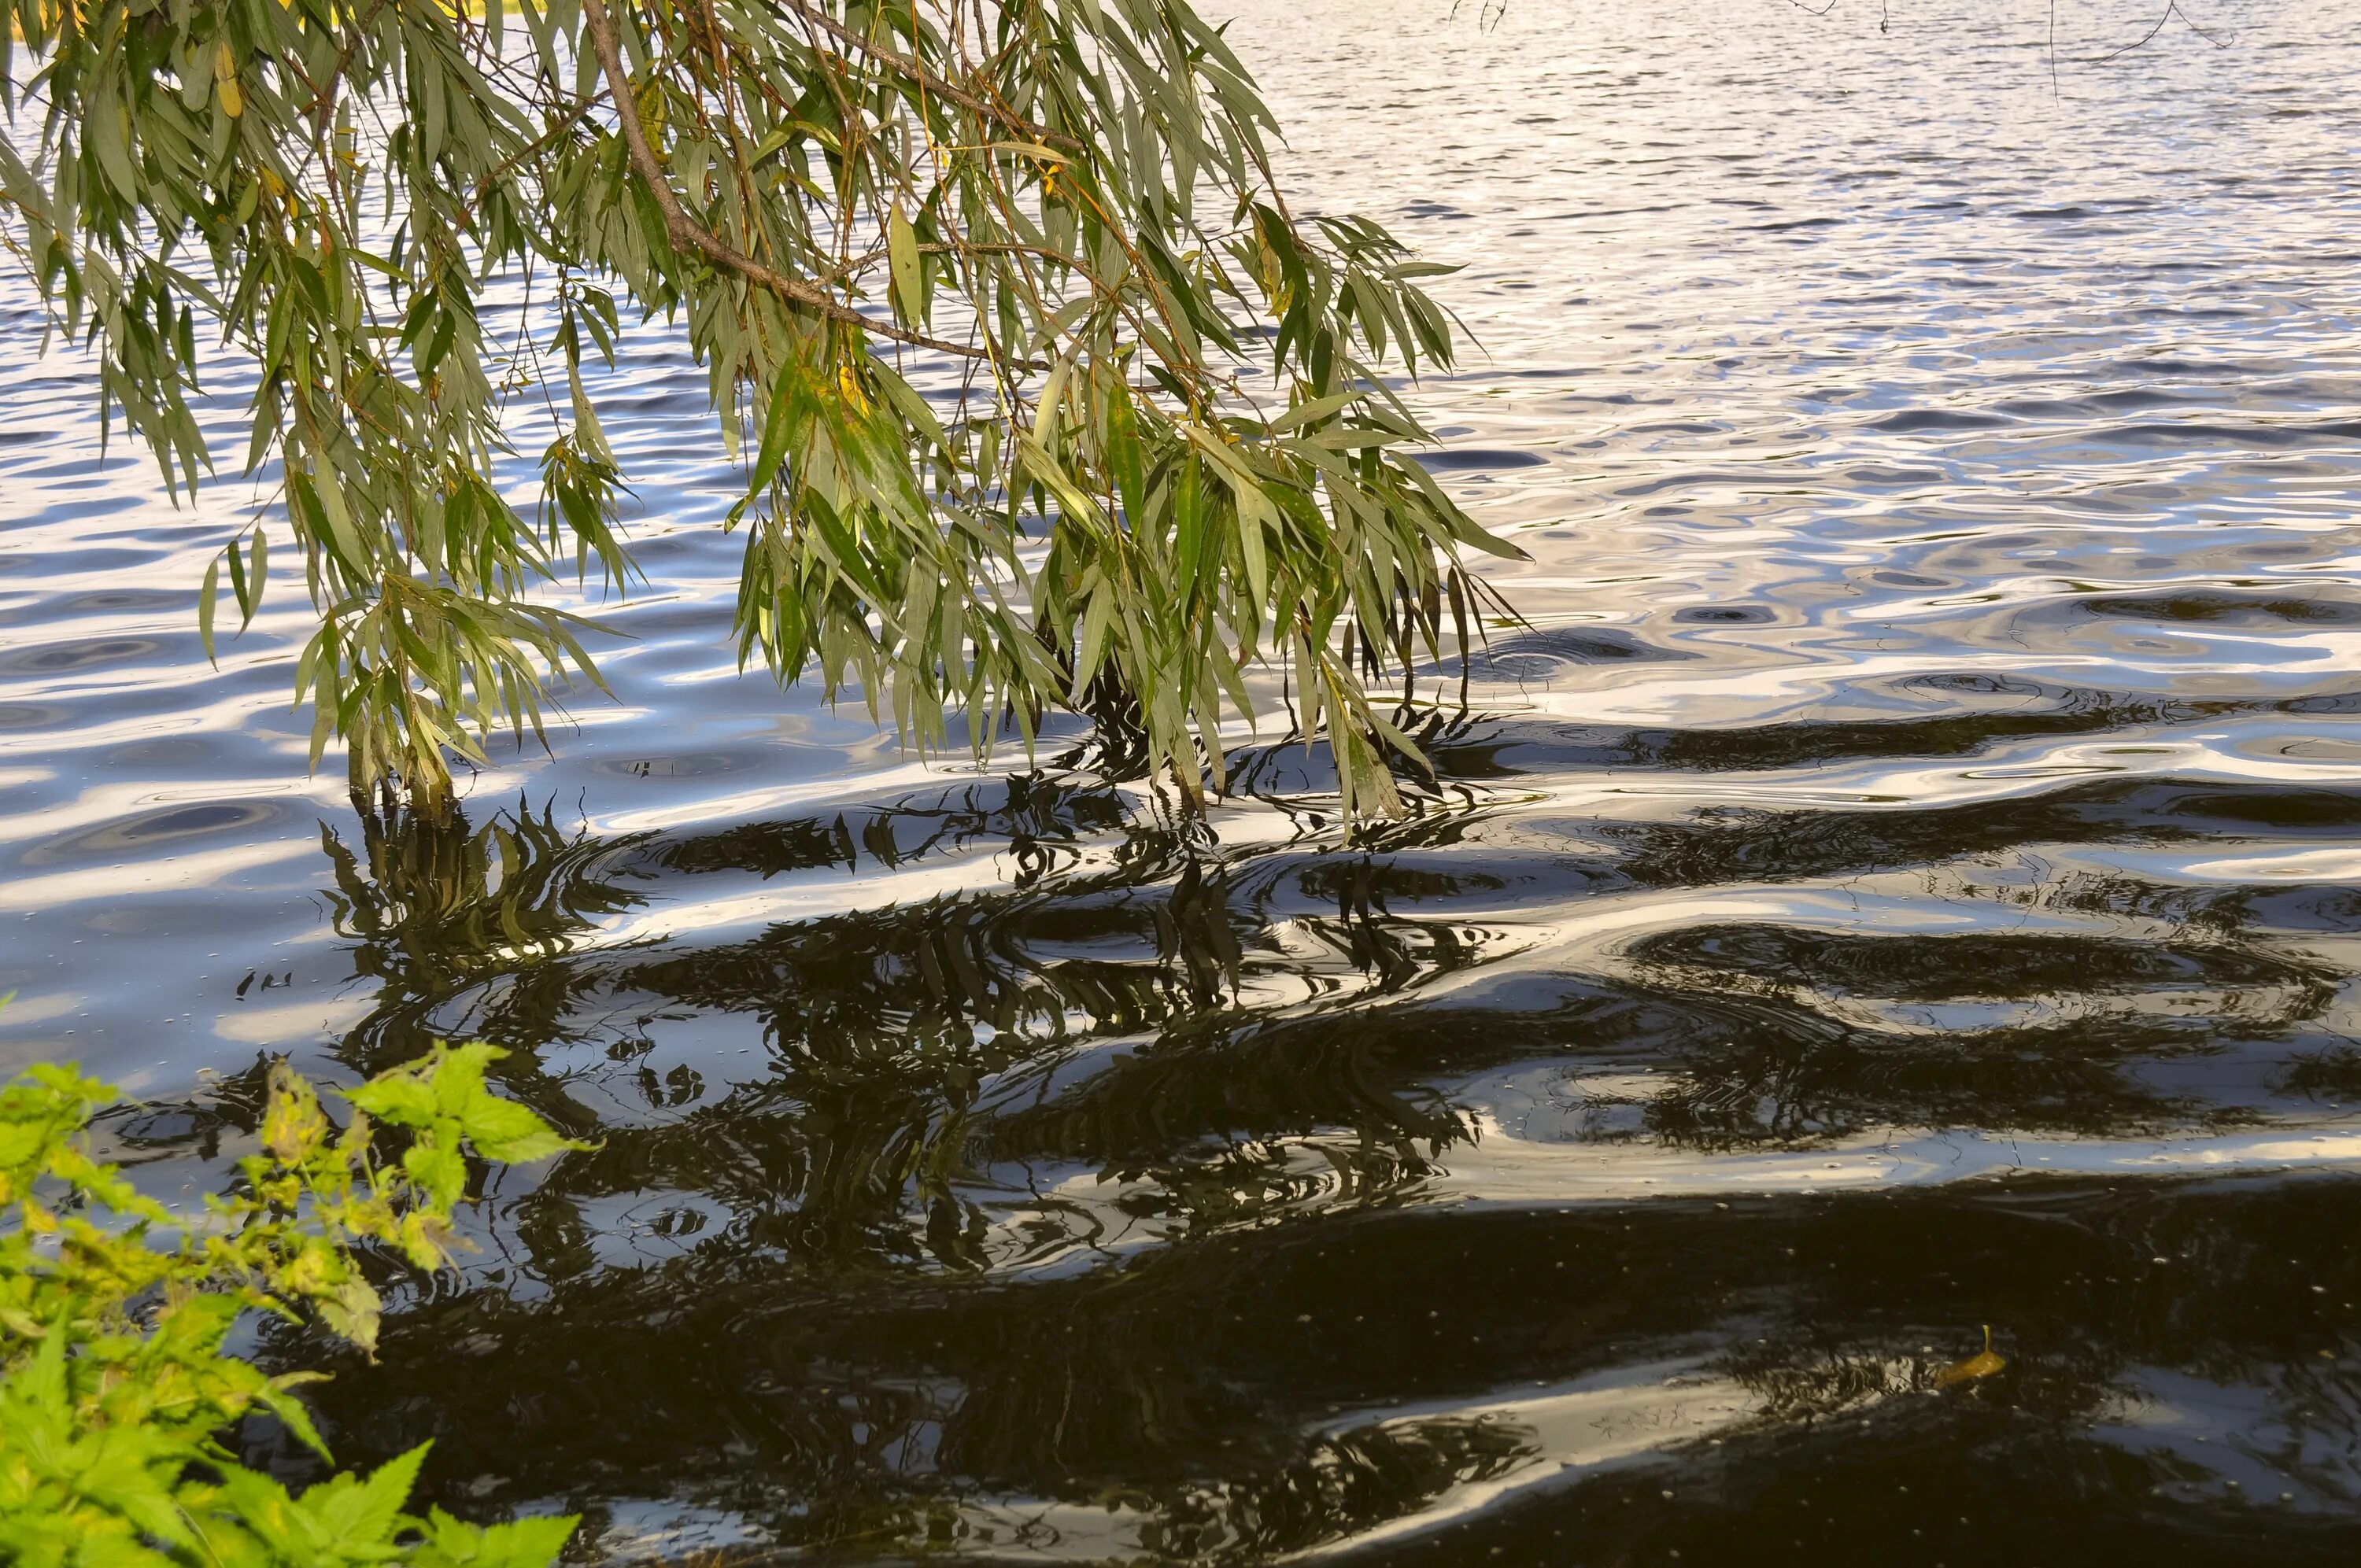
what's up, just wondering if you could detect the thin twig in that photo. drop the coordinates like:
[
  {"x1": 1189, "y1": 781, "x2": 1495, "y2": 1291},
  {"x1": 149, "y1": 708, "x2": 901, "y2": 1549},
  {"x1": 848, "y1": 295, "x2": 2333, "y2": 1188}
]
[
  {"x1": 579, "y1": 0, "x2": 1018, "y2": 365},
  {"x1": 765, "y1": 0, "x2": 1081, "y2": 152},
  {"x1": 2093, "y1": 0, "x2": 2232, "y2": 62},
  {"x1": 2050, "y1": 0, "x2": 2060, "y2": 98}
]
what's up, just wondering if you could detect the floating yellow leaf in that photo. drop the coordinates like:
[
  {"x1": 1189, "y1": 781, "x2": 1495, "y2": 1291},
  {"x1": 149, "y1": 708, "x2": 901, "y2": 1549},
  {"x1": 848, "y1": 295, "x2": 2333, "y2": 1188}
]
[{"x1": 1936, "y1": 1324, "x2": 2006, "y2": 1388}]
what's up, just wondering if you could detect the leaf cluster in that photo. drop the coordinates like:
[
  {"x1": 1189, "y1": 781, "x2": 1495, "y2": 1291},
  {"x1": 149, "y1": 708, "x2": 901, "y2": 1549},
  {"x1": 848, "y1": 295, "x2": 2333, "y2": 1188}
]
[
  {"x1": 0, "y1": 1042, "x2": 589, "y2": 1568},
  {"x1": 0, "y1": 0, "x2": 1520, "y2": 819}
]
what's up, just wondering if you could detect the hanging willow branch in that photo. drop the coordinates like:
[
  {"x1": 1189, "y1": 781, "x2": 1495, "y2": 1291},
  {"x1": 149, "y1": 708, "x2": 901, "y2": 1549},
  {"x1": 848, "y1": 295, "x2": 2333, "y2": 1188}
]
[
  {"x1": 579, "y1": 0, "x2": 1003, "y2": 363},
  {"x1": 0, "y1": 0, "x2": 1521, "y2": 821}
]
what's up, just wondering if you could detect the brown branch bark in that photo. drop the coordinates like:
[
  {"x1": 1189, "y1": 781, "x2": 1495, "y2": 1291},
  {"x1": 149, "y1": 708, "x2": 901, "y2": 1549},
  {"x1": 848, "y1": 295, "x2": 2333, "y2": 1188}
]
[{"x1": 578, "y1": 0, "x2": 1009, "y2": 367}]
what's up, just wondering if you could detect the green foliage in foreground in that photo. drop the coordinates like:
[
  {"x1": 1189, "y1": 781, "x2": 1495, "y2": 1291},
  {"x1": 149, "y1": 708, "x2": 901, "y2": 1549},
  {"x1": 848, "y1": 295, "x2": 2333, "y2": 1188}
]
[
  {"x1": 0, "y1": 0, "x2": 1520, "y2": 821},
  {"x1": 0, "y1": 1043, "x2": 589, "y2": 1568}
]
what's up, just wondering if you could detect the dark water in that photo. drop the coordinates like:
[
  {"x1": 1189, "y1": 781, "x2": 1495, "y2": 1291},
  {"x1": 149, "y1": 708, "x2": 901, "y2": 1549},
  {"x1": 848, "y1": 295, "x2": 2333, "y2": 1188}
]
[{"x1": 9, "y1": 0, "x2": 2361, "y2": 1560}]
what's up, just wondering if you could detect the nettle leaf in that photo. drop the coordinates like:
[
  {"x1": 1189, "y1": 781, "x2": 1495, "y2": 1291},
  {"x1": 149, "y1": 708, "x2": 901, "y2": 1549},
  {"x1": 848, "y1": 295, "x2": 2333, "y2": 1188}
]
[
  {"x1": 425, "y1": 1044, "x2": 498, "y2": 1119},
  {"x1": 1, "y1": 1017, "x2": 576, "y2": 1566},
  {"x1": 344, "y1": 1072, "x2": 438, "y2": 1128},
  {"x1": 456, "y1": 1095, "x2": 586, "y2": 1165},
  {"x1": 313, "y1": 1272, "x2": 385, "y2": 1357},
  {"x1": 304, "y1": 1441, "x2": 428, "y2": 1549},
  {"x1": 260, "y1": 1063, "x2": 330, "y2": 1164},
  {"x1": 416, "y1": 1508, "x2": 582, "y2": 1568},
  {"x1": 401, "y1": 1137, "x2": 470, "y2": 1211}
]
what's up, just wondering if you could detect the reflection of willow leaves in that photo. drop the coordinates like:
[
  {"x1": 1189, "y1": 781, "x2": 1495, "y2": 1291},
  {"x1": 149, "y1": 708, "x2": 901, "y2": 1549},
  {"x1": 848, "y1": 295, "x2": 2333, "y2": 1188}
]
[
  {"x1": 2282, "y1": 1045, "x2": 2361, "y2": 1101},
  {"x1": 290, "y1": 1171, "x2": 2361, "y2": 1555},
  {"x1": 1620, "y1": 890, "x2": 2335, "y2": 1152},
  {"x1": 1587, "y1": 776, "x2": 2361, "y2": 891},
  {"x1": 320, "y1": 796, "x2": 654, "y2": 1073},
  {"x1": 301, "y1": 769, "x2": 2361, "y2": 1278},
  {"x1": 1636, "y1": 1023, "x2": 2260, "y2": 1153},
  {"x1": 658, "y1": 773, "x2": 1139, "y2": 887},
  {"x1": 1716, "y1": 1332, "x2": 2008, "y2": 1433},
  {"x1": 306, "y1": 780, "x2": 1501, "y2": 1275},
  {"x1": 1131, "y1": 1417, "x2": 1536, "y2": 1562},
  {"x1": 1413, "y1": 683, "x2": 2299, "y2": 784},
  {"x1": 616, "y1": 777, "x2": 1500, "y2": 1065},
  {"x1": 323, "y1": 796, "x2": 650, "y2": 972},
  {"x1": 1719, "y1": 1345, "x2": 1923, "y2": 1423},
  {"x1": 542, "y1": 886, "x2": 1483, "y2": 1266},
  {"x1": 624, "y1": 828, "x2": 1251, "y2": 1054}
]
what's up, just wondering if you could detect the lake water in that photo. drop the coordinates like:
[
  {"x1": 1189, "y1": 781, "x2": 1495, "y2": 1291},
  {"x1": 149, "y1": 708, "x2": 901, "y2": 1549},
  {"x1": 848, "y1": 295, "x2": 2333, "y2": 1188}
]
[{"x1": 7, "y1": 0, "x2": 2361, "y2": 1560}]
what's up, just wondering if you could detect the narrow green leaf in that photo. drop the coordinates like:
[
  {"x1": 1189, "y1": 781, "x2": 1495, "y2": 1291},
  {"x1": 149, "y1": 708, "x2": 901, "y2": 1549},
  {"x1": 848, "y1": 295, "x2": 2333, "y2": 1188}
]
[
  {"x1": 246, "y1": 529, "x2": 269, "y2": 628},
  {"x1": 198, "y1": 558, "x2": 219, "y2": 664},
  {"x1": 226, "y1": 529, "x2": 249, "y2": 615},
  {"x1": 887, "y1": 208, "x2": 925, "y2": 327}
]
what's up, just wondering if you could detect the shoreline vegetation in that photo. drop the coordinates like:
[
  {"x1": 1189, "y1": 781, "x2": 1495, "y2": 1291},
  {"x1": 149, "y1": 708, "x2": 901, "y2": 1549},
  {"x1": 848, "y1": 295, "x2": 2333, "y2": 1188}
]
[
  {"x1": 1, "y1": 1035, "x2": 589, "y2": 1566},
  {"x1": 0, "y1": 0, "x2": 1521, "y2": 826}
]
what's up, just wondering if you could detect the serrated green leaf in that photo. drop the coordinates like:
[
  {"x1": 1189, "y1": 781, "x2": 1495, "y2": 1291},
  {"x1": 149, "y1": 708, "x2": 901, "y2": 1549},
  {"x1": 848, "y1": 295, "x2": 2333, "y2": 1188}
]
[
  {"x1": 343, "y1": 1072, "x2": 438, "y2": 1127},
  {"x1": 416, "y1": 1507, "x2": 578, "y2": 1568},
  {"x1": 401, "y1": 1138, "x2": 468, "y2": 1210},
  {"x1": 457, "y1": 1094, "x2": 587, "y2": 1164},
  {"x1": 304, "y1": 1442, "x2": 427, "y2": 1547}
]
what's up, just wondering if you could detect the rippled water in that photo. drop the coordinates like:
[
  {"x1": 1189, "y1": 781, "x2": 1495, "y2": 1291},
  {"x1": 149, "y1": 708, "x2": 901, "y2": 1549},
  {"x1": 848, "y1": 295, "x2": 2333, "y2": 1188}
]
[{"x1": 9, "y1": 0, "x2": 2361, "y2": 1559}]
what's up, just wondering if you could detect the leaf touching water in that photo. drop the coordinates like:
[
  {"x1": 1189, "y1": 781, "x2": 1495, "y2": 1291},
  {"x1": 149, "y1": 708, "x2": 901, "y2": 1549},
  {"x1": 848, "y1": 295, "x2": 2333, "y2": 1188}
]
[{"x1": 1935, "y1": 1324, "x2": 2007, "y2": 1388}]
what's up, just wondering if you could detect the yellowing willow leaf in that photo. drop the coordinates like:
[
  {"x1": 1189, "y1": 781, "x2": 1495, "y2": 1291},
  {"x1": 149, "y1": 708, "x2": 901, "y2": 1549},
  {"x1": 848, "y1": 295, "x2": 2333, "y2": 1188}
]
[{"x1": 213, "y1": 42, "x2": 242, "y2": 118}]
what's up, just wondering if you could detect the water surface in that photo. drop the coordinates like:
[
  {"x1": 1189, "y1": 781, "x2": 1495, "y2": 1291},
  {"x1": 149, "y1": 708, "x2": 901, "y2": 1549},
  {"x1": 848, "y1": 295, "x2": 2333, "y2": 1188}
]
[{"x1": 7, "y1": 0, "x2": 2361, "y2": 1560}]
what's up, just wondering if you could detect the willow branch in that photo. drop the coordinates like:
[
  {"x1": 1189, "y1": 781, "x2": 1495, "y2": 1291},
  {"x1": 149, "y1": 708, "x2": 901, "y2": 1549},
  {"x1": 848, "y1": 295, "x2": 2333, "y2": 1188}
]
[
  {"x1": 765, "y1": 0, "x2": 1082, "y2": 152},
  {"x1": 578, "y1": 0, "x2": 1009, "y2": 366}
]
